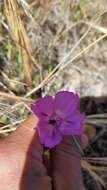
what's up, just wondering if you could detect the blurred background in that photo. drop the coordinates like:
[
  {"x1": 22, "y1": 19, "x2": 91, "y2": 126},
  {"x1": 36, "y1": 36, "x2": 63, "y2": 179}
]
[{"x1": 0, "y1": 0, "x2": 107, "y2": 189}]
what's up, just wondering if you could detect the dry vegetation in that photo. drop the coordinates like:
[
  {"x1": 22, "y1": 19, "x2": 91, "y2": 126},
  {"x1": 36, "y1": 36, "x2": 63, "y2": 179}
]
[{"x1": 0, "y1": 0, "x2": 107, "y2": 189}]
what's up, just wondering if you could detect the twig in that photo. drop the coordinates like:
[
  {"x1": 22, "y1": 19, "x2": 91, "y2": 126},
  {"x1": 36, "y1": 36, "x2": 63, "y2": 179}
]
[{"x1": 0, "y1": 91, "x2": 34, "y2": 102}]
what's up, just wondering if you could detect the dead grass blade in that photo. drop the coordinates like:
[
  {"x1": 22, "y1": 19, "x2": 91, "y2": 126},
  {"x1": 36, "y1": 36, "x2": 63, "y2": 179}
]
[
  {"x1": 83, "y1": 157, "x2": 107, "y2": 165},
  {"x1": 0, "y1": 119, "x2": 25, "y2": 134},
  {"x1": 90, "y1": 166, "x2": 107, "y2": 172},
  {"x1": 25, "y1": 32, "x2": 107, "y2": 97},
  {"x1": 0, "y1": 91, "x2": 34, "y2": 103},
  {"x1": 82, "y1": 160, "x2": 106, "y2": 188},
  {"x1": 4, "y1": 0, "x2": 32, "y2": 84}
]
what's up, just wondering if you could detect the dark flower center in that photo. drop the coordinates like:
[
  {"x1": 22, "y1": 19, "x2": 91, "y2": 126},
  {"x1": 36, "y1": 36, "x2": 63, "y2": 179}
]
[{"x1": 49, "y1": 118, "x2": 61, "y2": 127}]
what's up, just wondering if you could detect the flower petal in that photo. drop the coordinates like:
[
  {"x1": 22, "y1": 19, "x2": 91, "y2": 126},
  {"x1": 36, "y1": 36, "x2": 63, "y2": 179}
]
[
  {"x1": 37, "y1": 121, "x2": 49, "y2": 144},
  {"x1": 66, "y1": 112, "x2": 85, "y2": 124},
  {"x1": 44, "y1": 128, "x2": 62, "y2": 148},
  {"x1": 54, "y1": 91, "x2": 79, "y2": 118},
  {"x1": 31, "y1": 96, "x2": 54, "y2": 120},
  {"x1": 37, "y1": 120, "x2": 62, "y2": 148},
  {"x1": 59, "y1": 113, "x2": 85, "y2": 135}
]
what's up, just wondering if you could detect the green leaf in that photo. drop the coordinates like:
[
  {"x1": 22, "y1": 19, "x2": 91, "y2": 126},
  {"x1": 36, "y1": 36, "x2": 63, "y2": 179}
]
[
  {"x1": 6, "y1": 38, "x2": 13, "y2": 60},
  {"x1": 18, "y1": 50, "x2": 24, "y2": 80}
]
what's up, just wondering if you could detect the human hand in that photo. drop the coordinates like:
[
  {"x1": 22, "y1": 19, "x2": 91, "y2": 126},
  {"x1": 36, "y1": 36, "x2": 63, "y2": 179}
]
[{"x1": 0, "y1": 114, "x2": 87, "y2": 190}]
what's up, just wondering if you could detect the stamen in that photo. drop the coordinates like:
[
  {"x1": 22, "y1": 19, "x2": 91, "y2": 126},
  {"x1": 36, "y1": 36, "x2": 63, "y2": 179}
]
[
  {"x1": 49, "y1": 118, "x2": 61, "y2": 126},
  {"x1": 49, "y1": 119, "x2": 57, "y2": 125}
]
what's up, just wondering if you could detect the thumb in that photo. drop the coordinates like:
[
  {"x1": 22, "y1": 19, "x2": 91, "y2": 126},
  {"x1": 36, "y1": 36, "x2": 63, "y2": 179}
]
[
  {"x1": 0, "y1": 114, "x2": 52, "y2": 190},
  {"x1": 50, "y1": 135, "x2": 86, "y2": 190}
]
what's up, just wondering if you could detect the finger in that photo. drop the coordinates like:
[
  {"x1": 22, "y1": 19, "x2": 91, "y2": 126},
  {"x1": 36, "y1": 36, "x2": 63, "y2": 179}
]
[
  {"x1": 44, "y1": 133, "x2": 88, "y2": 177},
  {"x1": 50, "y1": 136, "x2": 86, "y2": 190},
  {"x1": 0, "y1": 114, "x2": 52, "y2": 190},
  {"x1": 21, "y1": 130, "x2": 52, "y2": 190}
]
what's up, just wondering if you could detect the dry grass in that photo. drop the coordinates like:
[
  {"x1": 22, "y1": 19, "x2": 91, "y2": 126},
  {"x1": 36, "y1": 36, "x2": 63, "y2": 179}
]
[{"x1": 0, "y1": 0, "x2": 107, "y2": 189}]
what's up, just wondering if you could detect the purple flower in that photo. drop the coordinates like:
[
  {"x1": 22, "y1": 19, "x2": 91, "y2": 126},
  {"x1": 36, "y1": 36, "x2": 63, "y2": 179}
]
[{"x1": 31, "y1": 91, "x2": 85, "y2": 148}]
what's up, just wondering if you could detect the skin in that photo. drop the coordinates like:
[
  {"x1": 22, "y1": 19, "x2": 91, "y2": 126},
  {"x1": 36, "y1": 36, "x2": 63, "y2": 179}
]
[{"x1": 0, "y1": 114, "x2": 87, "y2": 190}]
